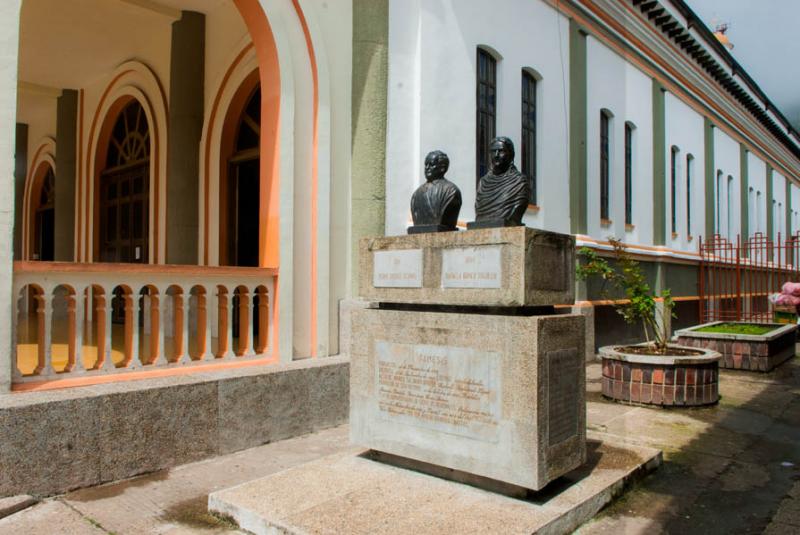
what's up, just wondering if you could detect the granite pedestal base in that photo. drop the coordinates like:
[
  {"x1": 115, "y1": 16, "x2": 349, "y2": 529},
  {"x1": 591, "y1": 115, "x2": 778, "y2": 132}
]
[{"x1": 350, "y1": 307, "x2": 586, "y2": 491}]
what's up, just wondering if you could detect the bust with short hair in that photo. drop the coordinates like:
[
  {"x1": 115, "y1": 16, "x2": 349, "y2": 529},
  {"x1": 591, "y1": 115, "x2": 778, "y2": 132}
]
[
  {"x1": 468, "y1": 137, "x2": 530, "y2": 229},
  {"x1": 408, "y1": 150, "x2": 462, "y2": 234}
]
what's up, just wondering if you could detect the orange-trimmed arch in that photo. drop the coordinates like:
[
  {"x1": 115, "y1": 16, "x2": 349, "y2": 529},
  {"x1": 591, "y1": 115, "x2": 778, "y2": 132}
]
[
  {"x1": 91, "y1": 94, "x2": 153, "y2": 262},
  {"x1": 218, "y1": 68, "x2": 260, "y2": 266},
  {"x1": 82, "y1": 61, "x2": 167, "y2": 264},
  {"x1": 21, "y1": 138, "x2": 56, "y2": 260},
  {"x1": 233, "y1": 0, "x2": 281, "y2": 269}
]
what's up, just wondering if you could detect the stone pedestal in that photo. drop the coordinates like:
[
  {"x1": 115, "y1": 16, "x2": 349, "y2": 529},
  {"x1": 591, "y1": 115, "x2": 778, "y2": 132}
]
[
  {"x1": 351, "y1": 226, "x2": 586, "y2": 492},
  {"x1": 350, "y1": 307, "x2": 586, "y2": 491},
  {"x1": 360, "y1": 226, "x2": 575, "y2": 307}
]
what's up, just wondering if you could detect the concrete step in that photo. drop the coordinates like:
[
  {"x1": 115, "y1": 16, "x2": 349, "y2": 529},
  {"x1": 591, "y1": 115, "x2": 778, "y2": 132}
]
[
  {"x1": 0, "y1": 495, "x2": 37, "y2": 519},
  {"x1": 208, "y1": 434, "x2": 662, "y2": 535}
]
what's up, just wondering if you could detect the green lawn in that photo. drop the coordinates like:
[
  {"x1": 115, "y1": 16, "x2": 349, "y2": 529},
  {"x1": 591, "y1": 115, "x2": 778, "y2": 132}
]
[{"x1": 693, "y1": 322, "x2": 778, "y2": 336}]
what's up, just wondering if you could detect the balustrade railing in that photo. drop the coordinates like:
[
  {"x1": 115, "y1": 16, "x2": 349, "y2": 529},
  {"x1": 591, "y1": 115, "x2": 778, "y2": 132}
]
[{"x1": 12, "y1": 261, "x2": 277, "y2": 383}]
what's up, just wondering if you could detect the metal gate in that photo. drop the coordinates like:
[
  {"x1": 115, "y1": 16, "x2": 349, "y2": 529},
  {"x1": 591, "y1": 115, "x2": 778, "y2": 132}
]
[{"x1": 699, "y1": 232, "x2": 800, "y2": 323}]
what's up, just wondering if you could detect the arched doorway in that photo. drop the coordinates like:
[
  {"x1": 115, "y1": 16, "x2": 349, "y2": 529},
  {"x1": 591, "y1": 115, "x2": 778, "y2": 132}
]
[
  {"x1": 32, "y1": 164, "x2": 55, "y2": 261},
  {"x1": 99, "y1": 100, "x2": 150, "y2": 263},
  {"x1": 222, "y1": 83, "x2": 260, "y2": 267}
]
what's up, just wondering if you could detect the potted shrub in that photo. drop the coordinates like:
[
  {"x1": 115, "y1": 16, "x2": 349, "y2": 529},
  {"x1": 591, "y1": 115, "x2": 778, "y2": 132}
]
[{"x1": 577, "y1": 239, "x2": 720, "y2": 407}]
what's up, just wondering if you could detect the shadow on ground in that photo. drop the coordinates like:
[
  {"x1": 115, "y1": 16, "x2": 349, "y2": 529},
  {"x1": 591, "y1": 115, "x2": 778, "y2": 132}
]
[{"x1": 579, "y1": 354, "x2": 800, "y2": 534}]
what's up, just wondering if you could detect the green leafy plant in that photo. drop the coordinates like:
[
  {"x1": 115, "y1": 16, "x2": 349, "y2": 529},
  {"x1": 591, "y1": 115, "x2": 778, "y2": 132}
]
[{"x1": 576, "y1": 238, "x2": 675, "y2": 354}]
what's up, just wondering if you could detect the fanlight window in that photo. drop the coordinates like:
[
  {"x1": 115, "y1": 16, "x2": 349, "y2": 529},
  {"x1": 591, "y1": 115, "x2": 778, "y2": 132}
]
[{"x1": 106, "y1": 101, "x2": 150, "y2": 169}]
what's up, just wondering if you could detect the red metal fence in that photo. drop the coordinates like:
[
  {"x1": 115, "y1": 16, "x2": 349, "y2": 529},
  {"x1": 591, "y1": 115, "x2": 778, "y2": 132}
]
[{"x1": 699, "y1": 232, "x2": 800, "y2": 323}]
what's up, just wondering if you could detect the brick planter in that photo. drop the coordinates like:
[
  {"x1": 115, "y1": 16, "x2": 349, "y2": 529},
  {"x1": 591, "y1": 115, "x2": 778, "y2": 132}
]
[
  {"x1": 675, "y1": 322, "x2": 797, "y2": 372},
  {"x1": 599, "y1": 345, "x2": 721, "y2": 407}
]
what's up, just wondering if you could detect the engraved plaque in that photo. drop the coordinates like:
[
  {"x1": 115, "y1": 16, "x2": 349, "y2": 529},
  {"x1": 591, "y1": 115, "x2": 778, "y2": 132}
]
[
  {"x1": 547, "y1": 348, "x2": 581, "y2": 446},
  {"x1": 375, "y1": 341, "x2": 501, "y2": 442},
  {"x1": 528, "y1": 234, "x2": 569, "y2": 291},
  {"x1": 441, "y1": 245, "x2": 502, "y2": 289},
  {"x1": 373, "y1": 249, "x2": 423, "y2": 288}
]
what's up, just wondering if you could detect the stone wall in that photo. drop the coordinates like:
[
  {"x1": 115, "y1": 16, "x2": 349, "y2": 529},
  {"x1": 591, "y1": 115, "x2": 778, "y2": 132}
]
[{"x1": 0, "y1": 357, "x2": 349, "y2": 497}]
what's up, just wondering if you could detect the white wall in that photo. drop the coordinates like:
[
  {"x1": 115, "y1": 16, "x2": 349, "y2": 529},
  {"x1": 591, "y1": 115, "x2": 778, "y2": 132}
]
[
  {"x1": 747, "y1": 152, "x2": 767, "y2": 236},
  {"x1": 772, "y1": 169, "x2": 787, "y2": 240},
  {"x1": 586, "y1": 35, "x2": 654, "y2": 245},
  {"x1": 713, "y1": 127, "x2": 740, "y2": 241},
  {"x1": 386, "y1": 0, "x2": 570, "y2": 235},
  {"x1": 664, "y1": 92, "x2": 704, "y2": 250}
]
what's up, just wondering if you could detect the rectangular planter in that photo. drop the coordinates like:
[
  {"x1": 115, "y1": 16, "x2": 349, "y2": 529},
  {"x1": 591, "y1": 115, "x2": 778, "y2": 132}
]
[{"x1": 675, "y1": 321, "x2": 797, "y2": 372}]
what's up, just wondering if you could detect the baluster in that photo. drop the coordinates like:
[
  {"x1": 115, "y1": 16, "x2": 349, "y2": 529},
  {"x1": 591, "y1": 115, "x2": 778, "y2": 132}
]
[
  {"x1": 72, "y1": 287, "x2": 86, "y2": 372},
  {"x1": 34, "y1": 290, "x2": 54, "y2": 376},
  {"x1": 237, "y1": 287, "x2": 253, "y2": 356},
  {"x1": 64, "y1": 289, "x2": 77, "y2": 372},
  {"x1": 95, "y1": 288, "x2": 114, "y2": 371},
  {"x1": 152, "y1": 290, "x2": 168, "y2": 366},
  {"x1": 197, "y1": 287, "x2": 212, "y2": 361},
  {"x1": 122, "y1": 289, "x2": 140, "y2": 368},
  {"x1": 216, "y1": 286, "x2": 234, "y2": 359},
  {"x1": 12, "y1": 284, "x2": 22, "y2": 380},
  {"x1": 174, "y1": 288, "x2": 190, "y2": 364},
  {"x1": 257, "y1": 286, "x2": 269, "y2": 354}
]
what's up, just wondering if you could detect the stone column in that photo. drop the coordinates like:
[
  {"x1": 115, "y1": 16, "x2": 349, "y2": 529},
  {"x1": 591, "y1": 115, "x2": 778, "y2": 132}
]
[
  {"x1": 13, "y1": 123, "x2": 27, "y2": 261},
  {"x1": 166, "y1": 11, "x2": 204, "y2": 265},
  {"x1": 351, "y1": 0, "x2": 388, "y2": 293},
  {"x1": 55, "y1": 89, "x2": 78, "y2": 261},
  {"x1": 568, "y1": 20, "x2": 587, "y2": 236},
  {"x1": 0, "y1": 0, "x2": 22, "y2": 391}
]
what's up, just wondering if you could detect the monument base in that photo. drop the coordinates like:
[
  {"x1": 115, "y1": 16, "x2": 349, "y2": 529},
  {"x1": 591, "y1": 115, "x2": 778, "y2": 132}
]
[
  {"x1": 407, "y1": 224, "x2": 458, "y2": 234},
  {"x1": 208, "y1": 438, "x2": 662, "y2": 535},
  {"x1": 350, "y1": 307, "x2": 586, "y2": 491},
  {"x1": 466, "y1": 218, "x2": 523, "y2": 229}
]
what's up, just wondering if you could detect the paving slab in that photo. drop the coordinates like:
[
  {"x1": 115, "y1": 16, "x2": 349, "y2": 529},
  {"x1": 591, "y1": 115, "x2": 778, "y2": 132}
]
[
  {"x1": 0, "y1": 495, "x2": 36, "y2": 519},
  {"x1": 208, "y1": 435, "x2": 661, "y2": 535},
  {"x1": 0, "y1": 500, "x2": 106, "y2": 535},
  {"x1": 61, "y1": 426, "x2": 351, "y2": 535}
]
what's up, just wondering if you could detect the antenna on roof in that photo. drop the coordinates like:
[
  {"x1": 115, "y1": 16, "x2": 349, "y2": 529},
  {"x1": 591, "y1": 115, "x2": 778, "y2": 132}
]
[{"x1": 712, "y1": 20, "x2": 734, "y2": 50}]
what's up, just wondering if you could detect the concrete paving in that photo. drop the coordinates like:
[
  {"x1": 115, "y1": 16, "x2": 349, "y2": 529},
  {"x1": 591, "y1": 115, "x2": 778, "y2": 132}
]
[
  {"x1": 208, "y1": 438, "x2": 661, "y2": 535},
  {"x1": 1, "y1": 356, "x2": 799, "y2": 534}
]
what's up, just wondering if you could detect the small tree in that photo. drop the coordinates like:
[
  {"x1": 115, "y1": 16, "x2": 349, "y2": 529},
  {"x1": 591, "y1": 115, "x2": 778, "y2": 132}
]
[{"x1": 576, "y1": 238, "x2": 675, "y2": 354}]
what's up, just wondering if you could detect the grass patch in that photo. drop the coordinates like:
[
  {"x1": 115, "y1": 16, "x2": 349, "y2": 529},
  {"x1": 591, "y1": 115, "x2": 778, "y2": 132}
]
[{"x1": 693, "y1": 322, "x2": 777, "y2": 336}]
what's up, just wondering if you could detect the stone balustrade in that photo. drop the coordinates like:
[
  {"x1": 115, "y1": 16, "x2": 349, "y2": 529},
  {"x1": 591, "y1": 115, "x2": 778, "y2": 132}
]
[{"x1": 12, "y1": 261, "x2": 277, "y2": 383}]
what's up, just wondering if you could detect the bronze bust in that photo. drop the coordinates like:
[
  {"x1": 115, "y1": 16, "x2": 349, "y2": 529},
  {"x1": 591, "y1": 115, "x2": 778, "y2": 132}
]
[
  {"x1": 408, "y1": 150, "x2": 462, "y2": 234},
  {"x1": 467, "y1": 137, "x2": 530, "y2": 229}
]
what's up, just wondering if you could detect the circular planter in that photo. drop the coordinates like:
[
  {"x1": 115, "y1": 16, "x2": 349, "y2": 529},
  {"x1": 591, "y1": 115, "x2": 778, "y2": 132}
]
[{"x1": 599, "y1": 344, "x2": 721, "y2": 407}]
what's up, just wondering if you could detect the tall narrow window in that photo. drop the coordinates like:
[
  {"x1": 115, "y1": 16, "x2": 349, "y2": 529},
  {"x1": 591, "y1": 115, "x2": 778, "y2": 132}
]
[
  {"x1": 686, "y1": 154, "x2": 694, "y2": 237},
  {"x1": 748, "y1": 186, "x2": 755, "y2": 238},
  {"x1": 756, "y1": 191, "x2": 762, "y2": 233},
  {"x1": 670, "y1": 146, "x2": 678, "y2": 234},
  {"x1": 727, "y1": 175, "x2": 733, "y2": 239},
  {"x1": 476, "y1": 48, "x2": 497, "y2": 183},
  {"x1": 716, "y1": 170, "x2": 723, "y2": 234},
  {"x1": 521, "y1": 70, "x2": 537, "y2": 204},
  {"x1": 600, "y1": 111, "x2": 611, "y2": 221},
  {"x1": 624, "y1": 123, "x2": 633, "y2": 225}
]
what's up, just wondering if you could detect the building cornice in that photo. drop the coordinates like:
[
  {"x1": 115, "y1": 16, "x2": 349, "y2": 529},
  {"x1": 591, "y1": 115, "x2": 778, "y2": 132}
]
[{"x1": 557, "y1": 0, "x2": 800, "y2": 182}]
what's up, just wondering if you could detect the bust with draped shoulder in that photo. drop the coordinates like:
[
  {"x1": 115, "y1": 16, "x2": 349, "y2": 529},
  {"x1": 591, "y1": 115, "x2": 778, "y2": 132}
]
[{"x1": 468, "y1": 137, "x2": 530, "y2": 229}]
